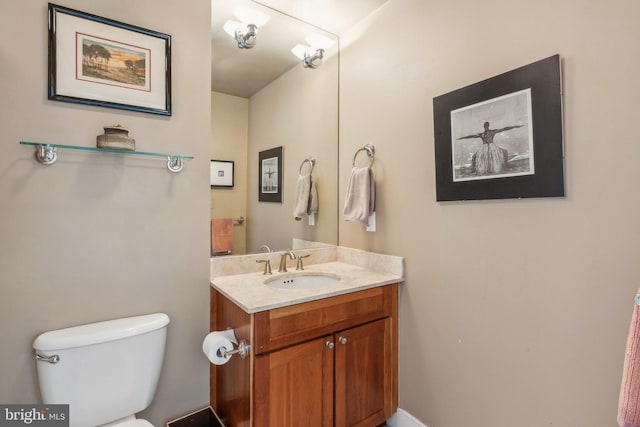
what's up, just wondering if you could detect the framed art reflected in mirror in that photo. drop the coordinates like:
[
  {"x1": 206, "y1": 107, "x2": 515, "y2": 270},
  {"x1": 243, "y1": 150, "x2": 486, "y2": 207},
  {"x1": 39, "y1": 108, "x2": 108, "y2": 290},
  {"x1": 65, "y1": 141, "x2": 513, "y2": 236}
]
[
  {"x1": 210, "y1": 160, "x2": 234, "y2": 188},
  {"x1": 259, "y1": 146, "x2": 282, "y2": 203}
]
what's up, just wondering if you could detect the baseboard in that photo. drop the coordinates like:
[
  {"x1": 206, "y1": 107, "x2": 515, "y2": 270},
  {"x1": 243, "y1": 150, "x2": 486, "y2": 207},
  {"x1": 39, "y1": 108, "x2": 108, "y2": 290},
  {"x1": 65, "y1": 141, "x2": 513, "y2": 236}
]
[{"x1": 387, "y1": 409, "x2": 428, "y2": 427}]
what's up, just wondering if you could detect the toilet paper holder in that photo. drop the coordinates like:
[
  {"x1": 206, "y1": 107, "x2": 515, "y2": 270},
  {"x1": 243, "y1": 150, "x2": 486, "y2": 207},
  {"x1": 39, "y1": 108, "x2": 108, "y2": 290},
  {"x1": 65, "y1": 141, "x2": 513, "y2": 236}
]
[{"x1": 218, "y1": 339, "x2": 250, "y2": 359}]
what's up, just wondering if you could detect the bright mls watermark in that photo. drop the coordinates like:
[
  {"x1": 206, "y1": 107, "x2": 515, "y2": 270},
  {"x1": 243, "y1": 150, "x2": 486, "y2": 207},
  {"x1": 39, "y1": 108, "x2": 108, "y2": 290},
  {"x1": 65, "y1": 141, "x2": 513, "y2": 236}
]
[{"x1": 0, "y1": 405, "x2": 68, "y2": 427}]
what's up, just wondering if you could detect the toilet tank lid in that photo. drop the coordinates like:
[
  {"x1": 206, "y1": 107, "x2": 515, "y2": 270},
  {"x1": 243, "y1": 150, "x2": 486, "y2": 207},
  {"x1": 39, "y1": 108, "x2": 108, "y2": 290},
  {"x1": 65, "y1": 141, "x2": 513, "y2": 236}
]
[{"x1": 33, "y1": 313, "x2": 170, "y2": 351}]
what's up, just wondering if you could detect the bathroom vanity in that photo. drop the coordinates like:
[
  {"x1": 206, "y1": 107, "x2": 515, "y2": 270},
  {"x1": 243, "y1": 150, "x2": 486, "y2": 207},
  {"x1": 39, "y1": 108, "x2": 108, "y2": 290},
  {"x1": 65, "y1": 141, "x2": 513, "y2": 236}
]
[{"x1": 209, "y1": 247, "x2": 403, "y2": 427}]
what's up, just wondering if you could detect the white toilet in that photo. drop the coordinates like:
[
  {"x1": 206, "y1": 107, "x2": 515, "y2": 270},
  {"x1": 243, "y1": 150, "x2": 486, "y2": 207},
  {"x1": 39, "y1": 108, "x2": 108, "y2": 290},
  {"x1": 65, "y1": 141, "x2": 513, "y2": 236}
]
[{"x1": 32, "y1": 313, "x2": 170, "y2": 427}]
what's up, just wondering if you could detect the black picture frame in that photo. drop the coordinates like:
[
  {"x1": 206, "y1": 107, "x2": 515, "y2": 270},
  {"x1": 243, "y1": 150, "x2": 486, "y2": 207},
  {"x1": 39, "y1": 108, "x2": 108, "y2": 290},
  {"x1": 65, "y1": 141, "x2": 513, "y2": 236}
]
[
  {"x1": 210, "y1": 160, "x2": 234, "y2": 188},
  {"x1": 258, "y1": 146, "x2": 283, "y2": 203},
  {"x1": 433, "y1": 55, "x2": 564, "y2": 201},
  {"x1": 48, "y1": 3, "x2": 172, "y2": 116}
]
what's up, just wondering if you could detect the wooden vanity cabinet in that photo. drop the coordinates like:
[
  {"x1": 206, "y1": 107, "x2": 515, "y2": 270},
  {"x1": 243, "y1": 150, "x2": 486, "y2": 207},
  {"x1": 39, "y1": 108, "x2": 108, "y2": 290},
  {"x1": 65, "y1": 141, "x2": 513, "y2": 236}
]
[
  {"x1": 334, "y1": 318, "x2": 394, "y2": 427},
  {"x1": 210, "y1": 283, "x2": 398, "y2": 427},
  {"x1": 254, "y1": 335, "x2": 334, "y2": 426}
]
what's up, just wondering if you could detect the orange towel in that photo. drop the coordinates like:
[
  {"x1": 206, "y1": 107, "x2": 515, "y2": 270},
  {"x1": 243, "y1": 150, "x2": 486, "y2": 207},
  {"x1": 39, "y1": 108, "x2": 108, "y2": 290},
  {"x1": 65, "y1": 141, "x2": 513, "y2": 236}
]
[
  {"x1": 618, "y1": 291, "x2": 640, "y2": 427},
  {"x1": 211, "y1": 218, "x2": 233, "y2": 255}
]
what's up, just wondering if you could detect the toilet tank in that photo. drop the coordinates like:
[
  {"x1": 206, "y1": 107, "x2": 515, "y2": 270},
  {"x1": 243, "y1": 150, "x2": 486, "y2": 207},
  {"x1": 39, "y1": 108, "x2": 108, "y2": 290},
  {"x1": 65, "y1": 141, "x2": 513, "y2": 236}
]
[{"x1": 33, "y1": 313, "x2": 170, "y2": 427}]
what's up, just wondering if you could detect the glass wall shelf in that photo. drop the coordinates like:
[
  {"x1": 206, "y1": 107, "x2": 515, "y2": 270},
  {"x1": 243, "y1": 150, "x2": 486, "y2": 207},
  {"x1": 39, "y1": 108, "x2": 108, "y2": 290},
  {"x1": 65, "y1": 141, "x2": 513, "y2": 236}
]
[{"x1": 20, "y1": 141, "x2": 194, "y2": 173}]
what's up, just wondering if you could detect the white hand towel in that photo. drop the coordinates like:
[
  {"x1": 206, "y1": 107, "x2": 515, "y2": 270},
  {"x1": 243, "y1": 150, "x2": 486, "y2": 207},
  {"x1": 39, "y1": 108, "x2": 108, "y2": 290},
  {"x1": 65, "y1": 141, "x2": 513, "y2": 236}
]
[
  {"x1": 343, "y1": 166, "x2": 375, "y2": 226},
  {"x1": 293, "y1": 174, "x2": 311, "y2": 220},
  {"x1": 309, "y1": 176, "x2": 318, "y2": 215}
]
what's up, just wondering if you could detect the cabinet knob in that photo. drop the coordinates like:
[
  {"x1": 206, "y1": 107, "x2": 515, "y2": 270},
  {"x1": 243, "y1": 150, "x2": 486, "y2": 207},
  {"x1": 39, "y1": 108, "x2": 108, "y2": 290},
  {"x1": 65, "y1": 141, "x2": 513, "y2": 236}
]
[
  {"x1": 339, "y1": 336, "x2": 347, "y2": 345},
  {"x1": 326, "y1": 341, "x2": 335, "y2": 349}
]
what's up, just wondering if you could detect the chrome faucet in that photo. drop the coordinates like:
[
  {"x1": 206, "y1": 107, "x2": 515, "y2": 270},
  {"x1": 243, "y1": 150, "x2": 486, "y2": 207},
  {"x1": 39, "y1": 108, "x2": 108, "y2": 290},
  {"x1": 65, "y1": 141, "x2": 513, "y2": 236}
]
[
  {"x1": 259, "y1": 244, "x2": 272, "y2": 253},
  {"x1": 278, "y1": 250, "x2": 296, "y2": 273}
]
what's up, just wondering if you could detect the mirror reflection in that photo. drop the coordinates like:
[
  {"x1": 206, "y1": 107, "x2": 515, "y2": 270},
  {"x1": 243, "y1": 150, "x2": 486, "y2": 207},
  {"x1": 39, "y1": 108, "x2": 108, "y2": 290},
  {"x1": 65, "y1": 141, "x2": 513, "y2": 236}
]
[{"x1": 210, "y1": 0, "x2": 339, "y2": 255}]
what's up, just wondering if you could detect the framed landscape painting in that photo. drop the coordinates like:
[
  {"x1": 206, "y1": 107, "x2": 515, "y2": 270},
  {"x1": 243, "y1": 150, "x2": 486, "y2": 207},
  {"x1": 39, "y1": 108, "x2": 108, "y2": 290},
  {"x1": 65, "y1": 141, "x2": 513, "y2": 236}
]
[
  {"x1": 48, "y1": 3, "x2": 172, "y2": 116},
  {"x1": 433, "y1": 55, "x2": 564, "y2": 201}
]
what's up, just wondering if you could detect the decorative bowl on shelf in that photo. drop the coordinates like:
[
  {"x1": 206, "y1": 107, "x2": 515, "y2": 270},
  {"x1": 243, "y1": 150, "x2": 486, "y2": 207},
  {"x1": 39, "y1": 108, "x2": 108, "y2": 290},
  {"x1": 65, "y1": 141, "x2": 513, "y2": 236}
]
[{"x1": 96, "y1": 124, "x2": 135, "y2": 151}]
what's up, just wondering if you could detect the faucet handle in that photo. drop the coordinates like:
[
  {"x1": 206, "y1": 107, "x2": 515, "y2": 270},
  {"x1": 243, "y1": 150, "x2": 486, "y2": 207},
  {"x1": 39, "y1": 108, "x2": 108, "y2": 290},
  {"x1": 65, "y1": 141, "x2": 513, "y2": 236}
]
[
  {"x1": 256, "y1": 259, "x2": 272, "y2": 275},
  {"x1": 296, "y1": 254, "x2": 310, "y2": 271}
]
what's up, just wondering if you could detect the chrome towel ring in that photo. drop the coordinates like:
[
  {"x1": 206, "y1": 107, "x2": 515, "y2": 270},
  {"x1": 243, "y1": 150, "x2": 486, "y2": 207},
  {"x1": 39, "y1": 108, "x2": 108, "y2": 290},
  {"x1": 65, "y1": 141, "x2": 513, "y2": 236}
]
[
  {"x1": 299, "y1": 157, "x2": 315, "y2": 175},
  {"x1": 352, "y1": 144, "x2": 375, "y2": 167}
]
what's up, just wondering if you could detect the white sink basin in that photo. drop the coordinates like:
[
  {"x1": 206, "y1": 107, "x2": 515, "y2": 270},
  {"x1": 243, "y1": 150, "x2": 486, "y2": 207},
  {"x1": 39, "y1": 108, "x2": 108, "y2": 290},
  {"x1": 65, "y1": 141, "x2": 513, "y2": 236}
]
[{"x1": 264, "y1": 272, "x2": 341, "y2": 289}]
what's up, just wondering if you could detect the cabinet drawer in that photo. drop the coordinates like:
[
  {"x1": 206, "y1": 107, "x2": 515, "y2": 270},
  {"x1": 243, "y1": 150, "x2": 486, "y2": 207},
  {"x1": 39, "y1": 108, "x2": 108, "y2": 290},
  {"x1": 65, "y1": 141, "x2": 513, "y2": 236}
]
[{"x1": 253, "y1": 285, "x2": 395, "y2": 354}]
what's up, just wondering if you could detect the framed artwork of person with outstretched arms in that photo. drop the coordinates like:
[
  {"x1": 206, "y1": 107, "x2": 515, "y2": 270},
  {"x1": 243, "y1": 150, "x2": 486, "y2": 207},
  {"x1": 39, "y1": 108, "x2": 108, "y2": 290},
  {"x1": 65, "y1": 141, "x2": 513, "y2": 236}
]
[{"x1": 433, "y1": 55, "x2": 564, "y2": 201}]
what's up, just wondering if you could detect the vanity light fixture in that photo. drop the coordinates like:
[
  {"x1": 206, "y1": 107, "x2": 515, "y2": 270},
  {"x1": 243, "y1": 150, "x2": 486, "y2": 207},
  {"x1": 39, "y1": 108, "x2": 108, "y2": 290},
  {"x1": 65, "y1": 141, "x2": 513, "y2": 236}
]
[
  {"x1": 234, "y1": 23, "x2": 258, "y2": 49},
  {"x1": 291, "y1": 33, "x2": 335, "y2": 69},
  {"x1": 291, "y1": 45, "x2": 325, "y2": 69},
  {"x1": 305, "y1": 48, "x2": 325, "y2": 69},
  {"x1": 223, "y1": 6, "x2": 270, "y2": 49}
]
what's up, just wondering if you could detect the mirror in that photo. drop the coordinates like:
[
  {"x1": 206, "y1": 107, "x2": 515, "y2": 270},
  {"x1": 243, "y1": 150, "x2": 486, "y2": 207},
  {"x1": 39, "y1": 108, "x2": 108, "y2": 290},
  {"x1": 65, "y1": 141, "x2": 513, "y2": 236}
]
[{"x1": 211, "y1": 0, "x2": 339, "y2": 255}]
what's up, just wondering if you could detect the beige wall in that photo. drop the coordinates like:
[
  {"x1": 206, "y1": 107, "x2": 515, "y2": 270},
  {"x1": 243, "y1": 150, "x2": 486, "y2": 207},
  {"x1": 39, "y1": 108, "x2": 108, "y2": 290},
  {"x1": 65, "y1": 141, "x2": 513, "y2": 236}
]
[
  {"x1": 5, "y1": 0, "x2": 636, "y2": 425},
  {"x1": 246, "y1": 55, "x2": 339, "y2": 253},
  {"x1": 0, "y1": 1, "x2": 211, "y2": 425},
  {"x1": 211, "y1": 92, "x2": 248, "y2": 255},
  {"x1": 339, "y1": 0, "x2": 640, "y2": 426}
]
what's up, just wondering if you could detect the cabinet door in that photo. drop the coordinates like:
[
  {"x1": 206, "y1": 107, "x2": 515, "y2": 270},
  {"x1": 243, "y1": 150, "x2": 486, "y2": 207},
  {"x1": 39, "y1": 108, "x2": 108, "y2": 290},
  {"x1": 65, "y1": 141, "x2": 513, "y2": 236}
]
[
  {"x1": 334, "y1": 318, "x2": 393, "y2": 427},
  {"x1": 254, "y1": 336, "x2": 334, "y2": 427}
]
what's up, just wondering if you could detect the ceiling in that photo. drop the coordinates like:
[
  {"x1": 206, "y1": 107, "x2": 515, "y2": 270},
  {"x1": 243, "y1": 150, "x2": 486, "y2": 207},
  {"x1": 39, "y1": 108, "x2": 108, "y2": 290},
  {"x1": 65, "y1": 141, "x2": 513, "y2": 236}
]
[
  {"x1": 254, "y1": 0, "x2": 388, "y2": 35},
  {"x1": 211, "y1": 0, "x2": 388, "y2": 98}
]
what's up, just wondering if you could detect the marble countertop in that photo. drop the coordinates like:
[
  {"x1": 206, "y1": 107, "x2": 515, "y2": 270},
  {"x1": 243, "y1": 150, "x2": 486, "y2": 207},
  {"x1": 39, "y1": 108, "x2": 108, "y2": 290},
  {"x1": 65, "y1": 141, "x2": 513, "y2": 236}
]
[{"x1": 211, "y1": 260, "x2": 403, "y2": 314}]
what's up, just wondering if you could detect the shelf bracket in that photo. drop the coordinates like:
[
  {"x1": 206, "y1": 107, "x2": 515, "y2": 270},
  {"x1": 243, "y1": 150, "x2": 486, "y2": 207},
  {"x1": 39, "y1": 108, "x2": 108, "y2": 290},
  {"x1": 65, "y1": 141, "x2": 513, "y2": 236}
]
[
  {"x1": 167, "y1": 156, "x2": 183, "y2": 173},
  {"x1": 35, "y1": 145, "x2": 57, "y2": 165}
]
